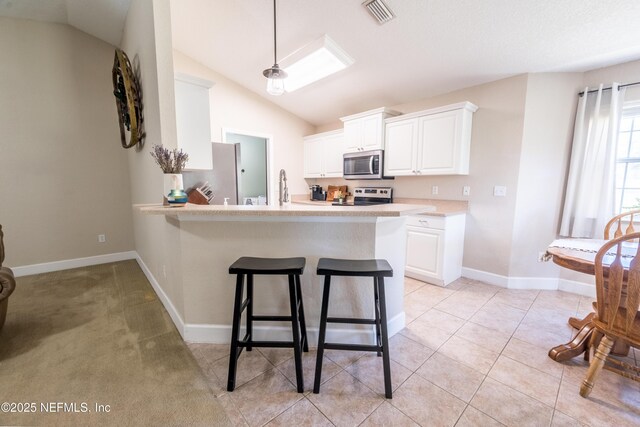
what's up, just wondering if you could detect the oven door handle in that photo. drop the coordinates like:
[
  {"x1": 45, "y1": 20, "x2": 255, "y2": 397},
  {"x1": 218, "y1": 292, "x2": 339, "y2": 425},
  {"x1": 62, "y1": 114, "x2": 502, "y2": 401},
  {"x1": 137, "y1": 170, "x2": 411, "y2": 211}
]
[{"x1": 369, "y1": 156, "x2": 374, "y2": 174}]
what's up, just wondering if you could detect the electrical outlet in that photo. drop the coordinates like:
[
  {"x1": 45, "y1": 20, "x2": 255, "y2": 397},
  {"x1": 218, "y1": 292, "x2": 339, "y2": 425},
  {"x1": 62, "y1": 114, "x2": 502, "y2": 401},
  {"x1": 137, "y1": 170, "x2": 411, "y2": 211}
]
[
  {"x1": 494, "y1": 186, "x2": 507, "y2": 197},
  {"x1": 463, "y1": 186, "x2": 470, "y2": 196},
  {"x1": 98, "y1": 234, "x2": 106, "y2": 243},
  {"x1": 432, "y1": 186, "x2": 438, "y2": 195}
]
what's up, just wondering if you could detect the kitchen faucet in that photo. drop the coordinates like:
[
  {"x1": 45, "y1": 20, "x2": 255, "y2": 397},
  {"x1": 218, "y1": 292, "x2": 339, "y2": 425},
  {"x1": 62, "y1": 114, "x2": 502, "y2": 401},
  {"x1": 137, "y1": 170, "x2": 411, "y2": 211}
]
[{"x1": 279, "y1": 169, "x2": 289, "y2": 206}]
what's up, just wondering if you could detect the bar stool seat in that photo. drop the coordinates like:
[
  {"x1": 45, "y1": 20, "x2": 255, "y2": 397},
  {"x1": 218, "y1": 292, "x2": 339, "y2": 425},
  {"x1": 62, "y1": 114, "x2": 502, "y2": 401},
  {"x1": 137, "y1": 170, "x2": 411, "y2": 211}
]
[
  {"x1": 229, "y1": 256, "x2": 306, "y2": 275},
  {"x1": 314, "y1": 258, "x2": 394, "y2": 398},
  {"x1": 227, "y1": 256, "x2": 308, "y2": 393},
  {"x1": 317, "y1": 258, "x2": 393, "y2": 277}
]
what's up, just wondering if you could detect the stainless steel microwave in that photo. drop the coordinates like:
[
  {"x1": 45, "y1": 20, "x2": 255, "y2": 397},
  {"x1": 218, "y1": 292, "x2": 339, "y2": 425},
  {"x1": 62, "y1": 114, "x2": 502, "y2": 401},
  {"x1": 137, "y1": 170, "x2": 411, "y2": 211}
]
[{"x1": 343, "y1": 149, "x2": 384, "y2": 180}]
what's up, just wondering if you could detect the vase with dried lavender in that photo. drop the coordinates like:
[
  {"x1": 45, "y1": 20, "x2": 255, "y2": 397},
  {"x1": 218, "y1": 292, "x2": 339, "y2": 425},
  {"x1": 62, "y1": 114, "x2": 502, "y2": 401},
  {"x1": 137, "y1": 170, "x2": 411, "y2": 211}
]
[{"x1": 150, "y1": 145, "x2": 190, "y2": 206}]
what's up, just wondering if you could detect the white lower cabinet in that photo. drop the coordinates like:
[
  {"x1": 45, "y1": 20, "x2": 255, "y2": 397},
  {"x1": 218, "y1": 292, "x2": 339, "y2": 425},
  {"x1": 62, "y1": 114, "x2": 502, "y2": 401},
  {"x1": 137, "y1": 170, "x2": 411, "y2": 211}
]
[
  {"x1": 303, "y1": 130, "x2": 344, "y2": 178},
  {"x1": 405, "y1": 214, "x2": 466, "y2": 286}
]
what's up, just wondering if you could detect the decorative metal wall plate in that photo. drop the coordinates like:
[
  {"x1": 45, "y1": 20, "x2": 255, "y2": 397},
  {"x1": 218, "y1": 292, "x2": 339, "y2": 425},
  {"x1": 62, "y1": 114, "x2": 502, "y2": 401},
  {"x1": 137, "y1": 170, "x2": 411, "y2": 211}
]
[{"x1": 112, "y1": 49, "x2": 145, "y2": 149}]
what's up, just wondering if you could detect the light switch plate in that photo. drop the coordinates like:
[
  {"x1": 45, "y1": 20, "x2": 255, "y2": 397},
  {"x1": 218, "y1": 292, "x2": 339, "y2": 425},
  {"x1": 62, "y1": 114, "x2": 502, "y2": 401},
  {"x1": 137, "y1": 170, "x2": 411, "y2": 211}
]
[
  {"x1": 463, "y1": 186, "x2": 470, "y2": 196},
  {"x1": 494, "y1": 186, "x2": 507, "y2": 197}
]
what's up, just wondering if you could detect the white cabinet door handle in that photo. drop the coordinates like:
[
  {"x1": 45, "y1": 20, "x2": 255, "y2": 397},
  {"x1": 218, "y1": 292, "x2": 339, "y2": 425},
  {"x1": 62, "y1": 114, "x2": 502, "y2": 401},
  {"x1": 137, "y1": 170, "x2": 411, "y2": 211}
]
[{"x1": 418, "y1": 219, "x2": 430, "y2": 225}]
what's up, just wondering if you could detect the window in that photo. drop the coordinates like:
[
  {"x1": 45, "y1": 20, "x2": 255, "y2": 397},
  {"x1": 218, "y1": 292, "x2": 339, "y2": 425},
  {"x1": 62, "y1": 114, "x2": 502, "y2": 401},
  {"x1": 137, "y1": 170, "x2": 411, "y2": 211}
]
[{"x1": 615, "y1": 102, "x2": 640, "y2": 213}]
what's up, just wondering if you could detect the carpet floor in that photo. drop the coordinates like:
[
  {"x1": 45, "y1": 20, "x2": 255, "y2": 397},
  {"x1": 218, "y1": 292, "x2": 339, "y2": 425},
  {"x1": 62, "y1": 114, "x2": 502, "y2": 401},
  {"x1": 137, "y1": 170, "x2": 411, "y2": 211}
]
[{"x1": 0, "y1": 260, "x2": 230, "y2": 426}]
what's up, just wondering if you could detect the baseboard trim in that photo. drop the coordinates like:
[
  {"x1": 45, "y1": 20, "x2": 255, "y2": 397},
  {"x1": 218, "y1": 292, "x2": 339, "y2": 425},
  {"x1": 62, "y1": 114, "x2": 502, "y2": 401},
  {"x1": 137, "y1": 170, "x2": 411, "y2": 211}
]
[
  {"x1": 10, "y1": 249, "x2": 407, "y2": 344},
  {"x1": 461, "y1": 266, "x2": 594, "y2": 295},
  {"x1": 507, "y1": 276, "x2": 559, "y2": 290},
  {"x1": 184, "y1": 312, "x2": 406, "y2": 345},
  {"x1": 134, "y1": 254, "x2": 186, "y2": 338},
  {"x1": 461, "y1": 267, "x2": 509, "y2": 288},
  {"x1": 12, "y1": 251, "x2": 137, "y2": 277},
  {"x1": 558, "y1": 279, "x2": 596, "y2": 297}
]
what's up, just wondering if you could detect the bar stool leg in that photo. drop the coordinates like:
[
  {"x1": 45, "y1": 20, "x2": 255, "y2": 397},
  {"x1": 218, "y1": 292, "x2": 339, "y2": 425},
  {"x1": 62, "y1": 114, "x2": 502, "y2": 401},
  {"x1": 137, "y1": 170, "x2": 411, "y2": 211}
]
[
  {"x1": 288, "y1": 274, "x2": 304, "y2": 393},
  {"x1": 295, "y1": 274, "x2": 309, "y2": 352},
  {"x1": 373, "y1": 277, "x2": 382, "y2": 357},
  {"x1": 377, "y1": 276, "x2": 392, "y2": 399},
  {"x1": 246, "y1": 274, "x2": 253, "y2": 351},
  {"x1": 313, "y1": 275, "x2": 332, "y2": 394},
  {"x1": 227, "y1": 274, "x2": 245, "y2": 392}
]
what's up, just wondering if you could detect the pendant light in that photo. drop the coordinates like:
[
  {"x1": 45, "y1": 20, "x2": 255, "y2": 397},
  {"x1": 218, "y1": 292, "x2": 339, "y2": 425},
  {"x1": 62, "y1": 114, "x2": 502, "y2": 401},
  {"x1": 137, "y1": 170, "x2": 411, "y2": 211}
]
[{"x1": 263, "y1": 0, "x2": 287, "y2": 96}]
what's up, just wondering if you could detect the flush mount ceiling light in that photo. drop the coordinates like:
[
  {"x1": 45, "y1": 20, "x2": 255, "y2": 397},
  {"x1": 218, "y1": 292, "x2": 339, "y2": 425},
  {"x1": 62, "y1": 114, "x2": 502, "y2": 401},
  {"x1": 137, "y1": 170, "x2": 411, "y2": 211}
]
[
  {"x1": 263, "y1": 0, "x2": 287, "y2": 96},
  {"x1": 362, "y1": 0, "x2": 396, "y2": 24},
  {"x1": 280, "y1": 35, "x2": 354, "y2": 93}
]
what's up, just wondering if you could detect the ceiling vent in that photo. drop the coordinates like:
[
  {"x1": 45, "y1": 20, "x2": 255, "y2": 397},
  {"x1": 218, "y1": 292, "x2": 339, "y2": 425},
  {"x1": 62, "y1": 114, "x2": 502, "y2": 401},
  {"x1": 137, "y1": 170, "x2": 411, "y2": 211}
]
[{"x1": 362, "y1": 0, "x2": 395, "y2": 24}]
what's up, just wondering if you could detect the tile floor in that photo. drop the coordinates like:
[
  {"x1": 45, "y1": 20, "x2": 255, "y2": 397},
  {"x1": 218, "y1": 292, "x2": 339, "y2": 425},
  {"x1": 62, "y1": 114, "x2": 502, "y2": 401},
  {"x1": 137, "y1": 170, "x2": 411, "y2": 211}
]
[{"x1": 188, "y1": 277, "x2": 640, "y2": 427}]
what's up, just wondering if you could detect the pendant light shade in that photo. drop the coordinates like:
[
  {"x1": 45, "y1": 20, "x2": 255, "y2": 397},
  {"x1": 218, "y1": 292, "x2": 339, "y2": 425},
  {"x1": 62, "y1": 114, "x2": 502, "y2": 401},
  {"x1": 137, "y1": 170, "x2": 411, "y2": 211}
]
[
  {"x1": 263, "y1": 65, "x2": 287, "y2": 96},
  {"x1": 263, "y1": 0, "x2": 286, "y2": 96}
]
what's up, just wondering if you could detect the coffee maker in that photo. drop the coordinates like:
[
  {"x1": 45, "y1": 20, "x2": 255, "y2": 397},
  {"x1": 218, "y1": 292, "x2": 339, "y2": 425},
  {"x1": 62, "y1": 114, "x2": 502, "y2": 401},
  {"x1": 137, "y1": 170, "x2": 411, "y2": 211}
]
[{"x1": 310, "y1": 185, "x2": 326, "y2": 201}]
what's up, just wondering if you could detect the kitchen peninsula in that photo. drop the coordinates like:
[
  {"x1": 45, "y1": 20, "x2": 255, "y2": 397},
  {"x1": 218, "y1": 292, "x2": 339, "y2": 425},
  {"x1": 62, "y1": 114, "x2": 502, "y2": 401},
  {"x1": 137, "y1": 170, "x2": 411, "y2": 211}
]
[{"x1": 138, "y1": 200, "x2": 466, "y2": 344}]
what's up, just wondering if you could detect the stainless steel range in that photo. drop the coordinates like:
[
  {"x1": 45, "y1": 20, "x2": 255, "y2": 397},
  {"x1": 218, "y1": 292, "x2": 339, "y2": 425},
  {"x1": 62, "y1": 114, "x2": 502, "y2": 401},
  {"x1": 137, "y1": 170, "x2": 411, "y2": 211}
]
[{"x1": 353, "y1": 187, "x2": 393, "y2": 206}]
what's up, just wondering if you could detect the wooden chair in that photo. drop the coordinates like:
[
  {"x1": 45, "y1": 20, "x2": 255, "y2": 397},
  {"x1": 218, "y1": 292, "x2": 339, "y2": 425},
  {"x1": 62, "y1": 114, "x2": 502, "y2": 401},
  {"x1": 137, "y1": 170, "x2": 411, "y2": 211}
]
[
  {"x1": 0, "y1": 225, "x2": 16, "y2": 331},
  {"x1": 580, "y1": 231, "x2": 640, "y2": 397},
  {"x1": 603, "y1": 209, "x2": 640, "y2": 239}
]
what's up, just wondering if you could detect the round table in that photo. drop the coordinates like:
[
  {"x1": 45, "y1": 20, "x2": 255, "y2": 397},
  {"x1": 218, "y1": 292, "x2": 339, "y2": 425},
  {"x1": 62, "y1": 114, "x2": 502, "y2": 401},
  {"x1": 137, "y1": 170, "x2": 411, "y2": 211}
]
[{"x1": 546, "y1": 239, "x2": 632, "y2": 362}]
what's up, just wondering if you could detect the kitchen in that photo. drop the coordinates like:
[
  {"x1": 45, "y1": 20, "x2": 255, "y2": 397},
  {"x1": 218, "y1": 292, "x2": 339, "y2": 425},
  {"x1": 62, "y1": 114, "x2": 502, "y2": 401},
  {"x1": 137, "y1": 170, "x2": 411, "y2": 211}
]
[{"x1": 2, "y1": 0, "x2": 640, "y2": 426}]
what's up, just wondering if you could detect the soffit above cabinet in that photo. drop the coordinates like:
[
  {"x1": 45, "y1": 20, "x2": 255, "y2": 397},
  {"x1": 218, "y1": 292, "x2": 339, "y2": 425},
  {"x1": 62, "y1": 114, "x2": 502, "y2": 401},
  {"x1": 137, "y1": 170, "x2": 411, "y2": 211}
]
[
  {"x1": 385, "y1": 102, "x2": 478, "y2": 124},
  {"x1": 340, "y1": 107, "x2": 400, "y2": 122}
]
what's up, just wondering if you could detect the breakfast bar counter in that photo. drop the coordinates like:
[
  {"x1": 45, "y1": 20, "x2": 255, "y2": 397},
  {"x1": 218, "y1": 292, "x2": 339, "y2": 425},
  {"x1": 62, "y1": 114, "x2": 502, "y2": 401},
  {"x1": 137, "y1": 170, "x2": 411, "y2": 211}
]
[
  {"x1": 138, "y1": 200, "x2": 443, "y2": 218},
  {"x1": 136, "y1": 201, "x2": 445, "y2": 345}
]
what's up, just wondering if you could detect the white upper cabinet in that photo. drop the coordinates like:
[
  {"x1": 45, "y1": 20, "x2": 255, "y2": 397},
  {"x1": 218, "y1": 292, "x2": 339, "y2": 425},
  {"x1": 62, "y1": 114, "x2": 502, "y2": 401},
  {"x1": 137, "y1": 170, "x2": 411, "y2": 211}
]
[
  {"x1": 384, "y1": 102, "x2": 477, "y2": 176},
  {"x1": 341, "y1": 107, "x2": 399, "y2": 153},
  {"x1": 384, "y1": 119, "x2": 418, "y2": 176},
  {"x1": 174, "y1": 73, "x2": 215, "y2": 170},
  {"x1": 303, "y1": 130, "x2": 344, "y2": 178}
]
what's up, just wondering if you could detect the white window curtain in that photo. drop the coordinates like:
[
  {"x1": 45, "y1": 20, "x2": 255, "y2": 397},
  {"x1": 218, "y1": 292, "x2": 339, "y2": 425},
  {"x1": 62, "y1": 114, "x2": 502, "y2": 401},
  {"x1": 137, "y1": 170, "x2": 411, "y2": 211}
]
[{"x1": 560, "y1": 83, "x2": 626, "y2": 238}]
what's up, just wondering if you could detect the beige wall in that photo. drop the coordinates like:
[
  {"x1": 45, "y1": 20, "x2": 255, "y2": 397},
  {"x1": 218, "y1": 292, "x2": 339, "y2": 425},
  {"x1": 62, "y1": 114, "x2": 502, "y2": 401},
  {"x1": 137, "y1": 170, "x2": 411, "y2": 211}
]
[
  {"x1": 121, "y1": 0, "x2": 186, "y2": 317},
  {"x1": 0, "y1": 17, "x2": 134, "y2": 266},
  {"x1": 309, "y1": 75, "x2": 530, "y2": 277},
  {"x1": 122, "y1": 0, "x2": 315, "y2": 324},
  {"x1": 509, "y1": 73, "x2": 583, "y2": 278},
  {"x1": 171, "y1": 50, "x2": 315, "y2": 197},
  {"x1": 311, "y1": 62, "x2": 640, "y2": 284}
]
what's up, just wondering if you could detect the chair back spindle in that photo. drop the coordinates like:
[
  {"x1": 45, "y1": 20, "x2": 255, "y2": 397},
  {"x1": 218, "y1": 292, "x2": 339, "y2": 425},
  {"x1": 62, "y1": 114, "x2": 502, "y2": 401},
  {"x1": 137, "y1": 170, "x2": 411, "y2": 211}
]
[
  {"x1": 594, "y1": 232, "x2": 640, "y2": 338},
  {"x1": 604, "y1": 210, "x2": 640, "y2": 240},
  {"x1": 581, "y1": 231, "x2": 640, "y2": 398}
]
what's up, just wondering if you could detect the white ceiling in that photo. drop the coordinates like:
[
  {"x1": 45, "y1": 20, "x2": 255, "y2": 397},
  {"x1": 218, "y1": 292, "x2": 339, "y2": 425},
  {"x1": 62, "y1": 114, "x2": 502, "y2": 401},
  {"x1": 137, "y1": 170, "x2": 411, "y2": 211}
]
[
  {"x1": 3, "y1": 0, "x2": 640, "y2": 127},
  {"x1": 171, "y1": 0, "x2": 640, "y2": 126},
  {"x1": 0, "y1": 0, "x2": 130, "y2": 46}
]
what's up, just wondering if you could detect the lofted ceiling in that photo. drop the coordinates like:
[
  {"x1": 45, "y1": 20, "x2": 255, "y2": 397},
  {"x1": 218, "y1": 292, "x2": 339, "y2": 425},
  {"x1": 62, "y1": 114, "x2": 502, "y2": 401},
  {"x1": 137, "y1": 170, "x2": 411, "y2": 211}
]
[
  {"x1": 171, "y1": 0, "x2": 640, "y2": 126},
  {"x1": 0, "y1": 0, "x2": 130, "y2": 46},
  {"x1": 3, "y1": 0, "x2": 640, "y2": 127}
]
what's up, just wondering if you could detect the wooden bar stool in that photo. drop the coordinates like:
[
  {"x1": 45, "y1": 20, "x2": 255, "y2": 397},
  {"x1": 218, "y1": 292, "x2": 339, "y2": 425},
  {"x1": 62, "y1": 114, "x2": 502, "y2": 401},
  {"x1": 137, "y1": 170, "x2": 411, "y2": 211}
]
[
  {"x1": 313, "y1": 258, "x2": 394, "y2": 398},
  {"x1": 227, "y1": 256, "x2": 308, "y2": 393}
]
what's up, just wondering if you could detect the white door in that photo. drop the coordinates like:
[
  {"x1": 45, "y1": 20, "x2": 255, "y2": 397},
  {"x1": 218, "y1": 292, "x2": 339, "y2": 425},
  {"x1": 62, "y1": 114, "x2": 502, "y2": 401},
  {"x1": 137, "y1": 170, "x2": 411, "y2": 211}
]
[
  {"x1": 174, "y1": 79, "x2": 212, "y2": 170},
  {"x1": 361, "y1": 115, "x2": 383, "y2": 150},
  {"x1": 418, "y1": 111, "x2": 460, "y2": 173},
  {"x1": 405, "y1": 226, "x2": 443, "y2": 282},
  {"x1": 384, "y1": 119, "x2": 417, "y2": 176},
  {"x1": 323, "y1": 133, "x2": 345, "y2": 177},
  {"x1": 343, "y1": 120, "x2": 361, "y2": 153},
  {"x1": 303, "y1": 138, "x2": 323, "y2": 178}
]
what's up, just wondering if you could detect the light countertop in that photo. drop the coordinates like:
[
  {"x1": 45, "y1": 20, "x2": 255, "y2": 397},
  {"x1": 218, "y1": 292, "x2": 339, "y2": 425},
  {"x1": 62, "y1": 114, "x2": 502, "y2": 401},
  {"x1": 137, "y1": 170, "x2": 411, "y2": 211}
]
[
  {"x1": 290, "y1": 195, "x2": 468, "y2": 217},
  {"x1": 137, "y1": 196, "x2": 467, "y2": 218},
  {"x1": 137, "y1": 201, "x2": 439, "y2": 218}
]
